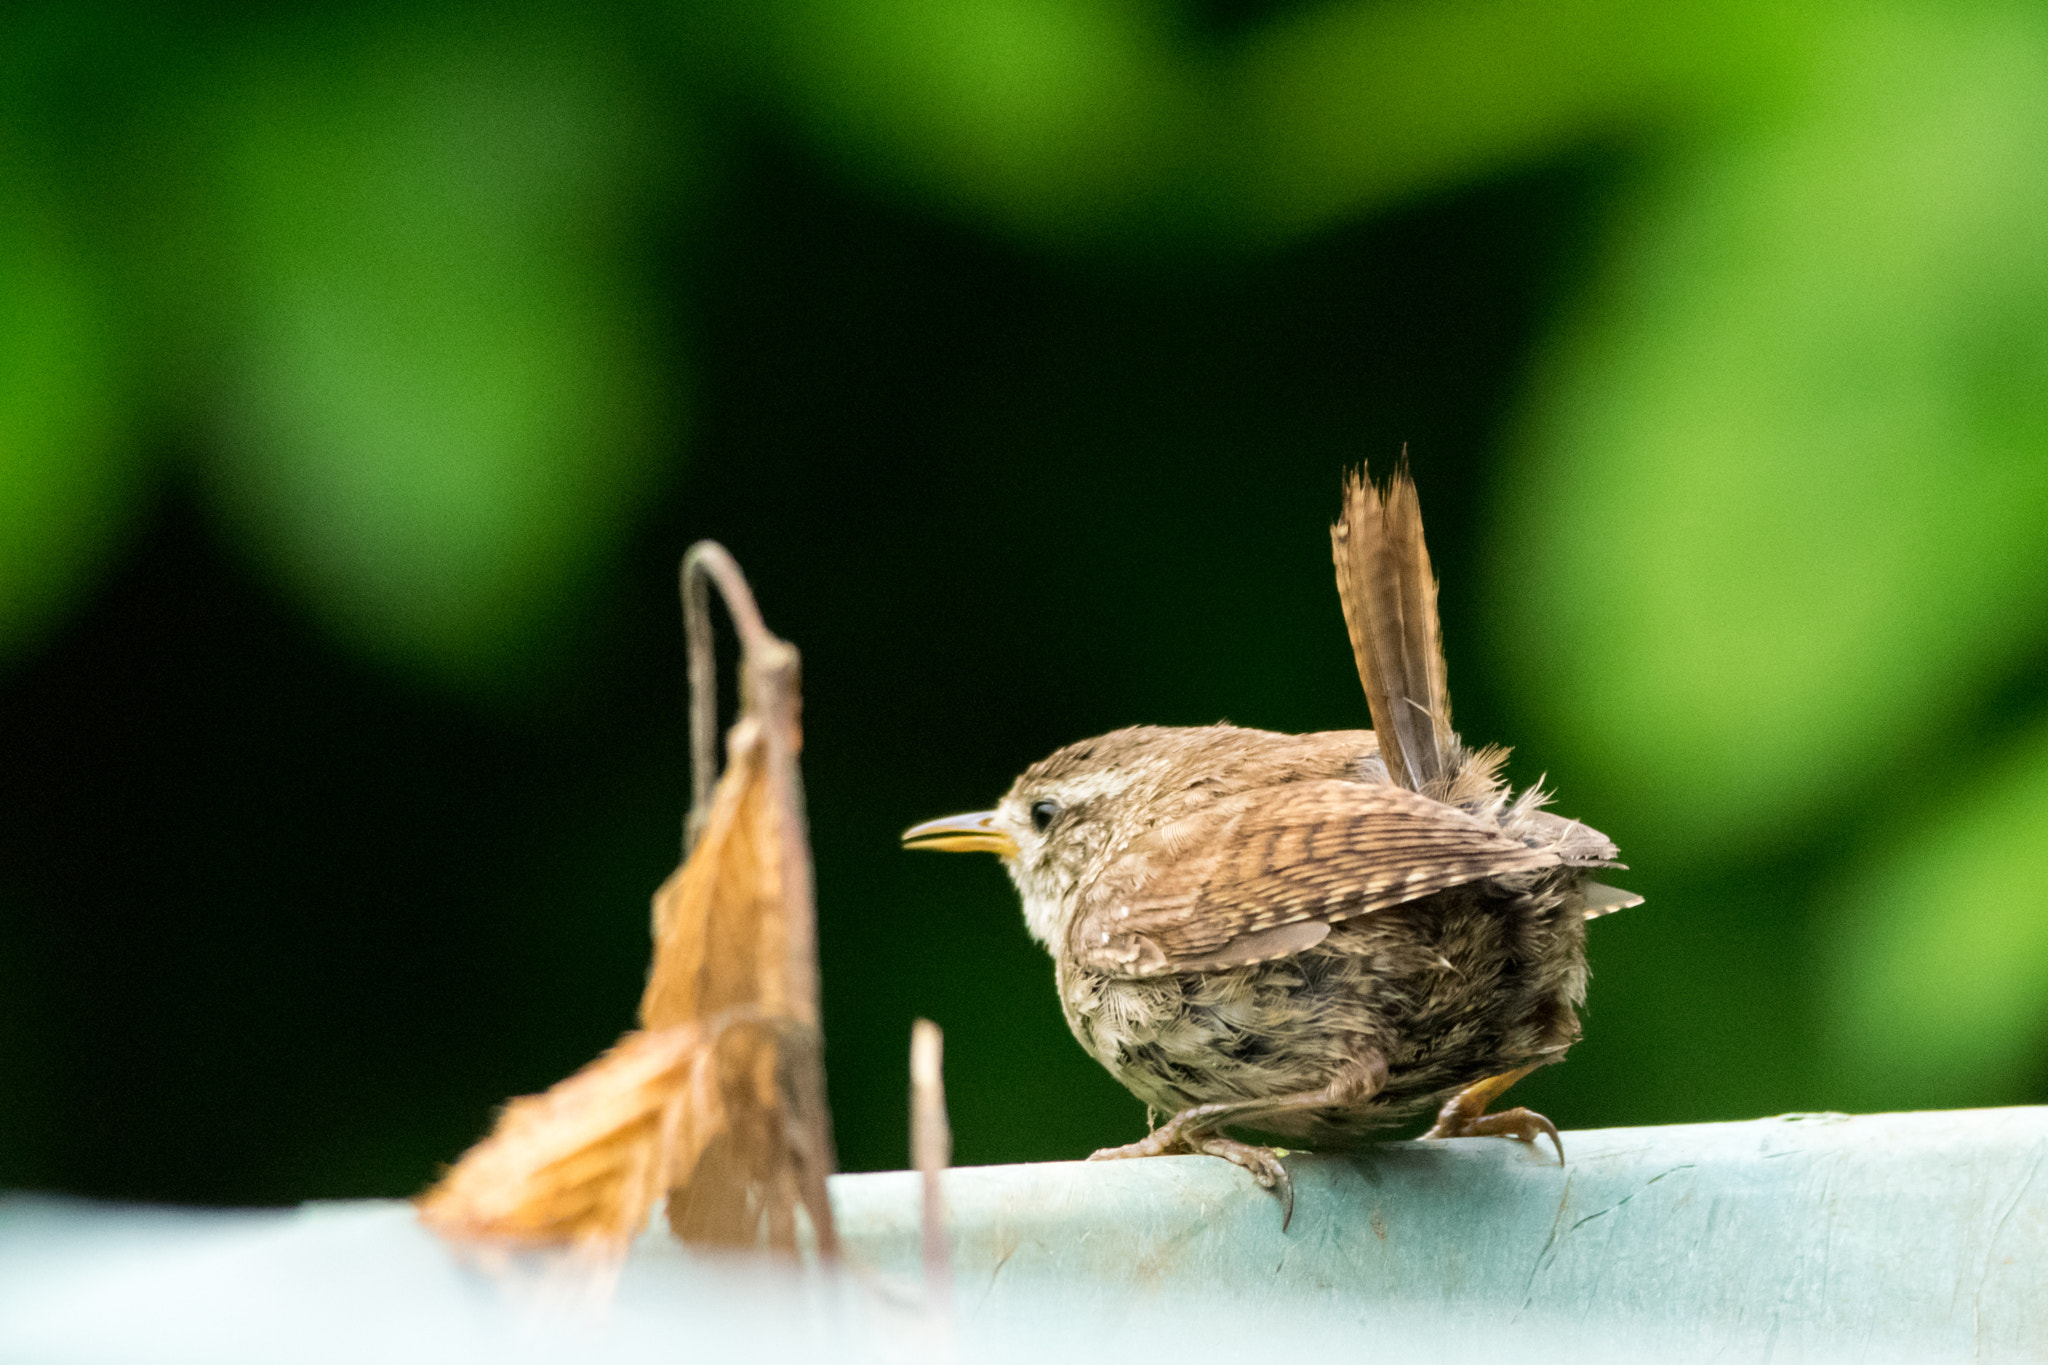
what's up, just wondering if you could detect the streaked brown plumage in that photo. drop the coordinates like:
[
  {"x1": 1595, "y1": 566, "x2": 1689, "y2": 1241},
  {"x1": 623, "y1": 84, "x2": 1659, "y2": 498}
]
[{"x1": 904, "y1": 463, "x2": 1637, "y2": 1222}]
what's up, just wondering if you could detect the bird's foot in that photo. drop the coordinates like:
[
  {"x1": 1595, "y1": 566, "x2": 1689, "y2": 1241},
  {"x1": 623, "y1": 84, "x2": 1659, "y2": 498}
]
[
  {"x1": 1088, "y1": 1105, "x2": 1297, "y2": 1229},
  {"x1": 1423, "y1": 1064, "x2": 1563, "y2": 1164},
  {"x1": 1191, "y1": 1134, "x2": 1295, "y2": 1229},
  {"x1": 1424, "y1": 1104, "x2": 1562, "y2": 1162}
]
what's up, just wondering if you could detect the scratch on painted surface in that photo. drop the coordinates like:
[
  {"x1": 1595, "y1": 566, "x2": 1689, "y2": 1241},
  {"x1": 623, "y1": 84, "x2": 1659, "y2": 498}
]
[
  {"x1": 1567, "y1": 1165, "x2": 1695, "y2": 1234},
  {"x1": 1817, "y1": 1157, "x2": 1837, "y2": 1324},
  {"x1": 972, "y1": 1240, "x2": 1019, "y2": 1317},
  {"x1": 1517, "y1": 1171, "x2": 1577, "y2": 1315},
  {"x1": 1974, "y1": 1143, "x2": 2044, "y2": 1355},
  {"x1": 1518, "y1": 1163, "x2": 1700, "y2": 1317},
  {"x1": 1127, "y1": 1198, "x2": 1225, "y2": 1292}
]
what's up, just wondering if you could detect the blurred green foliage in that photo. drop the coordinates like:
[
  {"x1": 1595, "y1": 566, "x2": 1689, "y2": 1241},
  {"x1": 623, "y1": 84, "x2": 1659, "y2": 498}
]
[
  {"x1": 204, "y1": 11, "x2": 683, "y2": 682},
  {"x1": 1829, "y1": 717, "x2": 2048, "y2": 1112},
  {"x1": 0, "y1": 201, "x2": 138, "y2": 654},
  {"x1": 2, "y1": 0, "x2": 2045, "y2": 1199}
]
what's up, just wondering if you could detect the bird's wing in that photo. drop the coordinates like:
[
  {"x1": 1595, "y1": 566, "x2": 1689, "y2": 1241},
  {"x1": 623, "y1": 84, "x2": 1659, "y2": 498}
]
[{"x1": 1069, "y1": 779, "x2": 1562, "y2": 978}]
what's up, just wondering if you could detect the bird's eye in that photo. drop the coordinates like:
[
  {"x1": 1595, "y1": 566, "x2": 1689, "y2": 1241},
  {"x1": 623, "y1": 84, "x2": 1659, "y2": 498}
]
[{"x1": 1029, "y1": 800, "x2": 1058, "y2": 833}]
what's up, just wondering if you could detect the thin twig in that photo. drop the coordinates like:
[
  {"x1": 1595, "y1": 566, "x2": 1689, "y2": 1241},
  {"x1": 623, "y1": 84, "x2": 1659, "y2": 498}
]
[{"x1": 910, "y1": 1019, "x2": 952, "y2": 1309}]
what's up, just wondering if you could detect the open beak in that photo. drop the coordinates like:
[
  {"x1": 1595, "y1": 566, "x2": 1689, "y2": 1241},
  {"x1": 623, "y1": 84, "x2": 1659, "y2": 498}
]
[{"x1": 901, "y1": 810, "x2": 1018, "y2": 857}]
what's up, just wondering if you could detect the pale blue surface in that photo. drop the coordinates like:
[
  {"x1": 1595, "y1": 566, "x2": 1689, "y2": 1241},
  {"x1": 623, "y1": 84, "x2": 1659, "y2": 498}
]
[{"x1": 2, "y1": 1109, "x2": 2042, "y2": 1363}]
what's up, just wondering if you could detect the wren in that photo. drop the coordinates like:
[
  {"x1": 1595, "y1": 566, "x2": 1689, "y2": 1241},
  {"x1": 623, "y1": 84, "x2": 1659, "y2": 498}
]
[{"x1": 903, "y1": 464, "x2": 1638, "y2": 1223}]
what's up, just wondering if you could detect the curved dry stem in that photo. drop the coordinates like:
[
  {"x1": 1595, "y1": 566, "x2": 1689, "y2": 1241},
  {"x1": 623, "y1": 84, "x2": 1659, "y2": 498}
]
[{"x1": 680, "y1": 541, "x2": 782, "y2": 854}]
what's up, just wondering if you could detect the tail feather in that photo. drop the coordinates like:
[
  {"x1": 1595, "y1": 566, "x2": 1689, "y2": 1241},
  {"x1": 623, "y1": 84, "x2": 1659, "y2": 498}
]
[{"x1": 1331, "y1": 460, "x2": 1458, "y2": 794}]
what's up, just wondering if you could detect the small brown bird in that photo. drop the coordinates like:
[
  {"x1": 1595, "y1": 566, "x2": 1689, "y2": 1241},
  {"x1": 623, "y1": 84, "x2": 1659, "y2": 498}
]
[{"x1": 903, "y1": 464, "x2": 1637, "y2": 1222}]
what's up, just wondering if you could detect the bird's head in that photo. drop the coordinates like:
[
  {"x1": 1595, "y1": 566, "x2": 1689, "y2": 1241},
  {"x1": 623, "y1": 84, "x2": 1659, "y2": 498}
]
[{"x1": 900, "y1": 727, "x2": 1199, "y2": 948}]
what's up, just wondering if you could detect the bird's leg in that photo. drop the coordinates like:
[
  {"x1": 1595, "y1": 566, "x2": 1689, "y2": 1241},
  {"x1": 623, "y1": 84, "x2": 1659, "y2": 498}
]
[
  {"x1": 1088, "y1": 1052, "x2": 1387, "y2": 1230},
  {"x1": 1422, "y1": 1062, "x2": 1563, "y2": 1162}
]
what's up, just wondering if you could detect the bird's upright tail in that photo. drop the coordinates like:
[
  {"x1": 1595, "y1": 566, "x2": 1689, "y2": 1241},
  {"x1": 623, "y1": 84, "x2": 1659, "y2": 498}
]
[{"x1": 1330, "y1": 459, "x2": 1460, "y2": 796}]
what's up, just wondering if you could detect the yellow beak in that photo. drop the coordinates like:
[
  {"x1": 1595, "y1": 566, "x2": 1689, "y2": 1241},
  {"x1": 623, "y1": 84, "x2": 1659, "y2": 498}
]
[{"x1": 901, "y1": 810, "x2": 1018, "y2": 857}]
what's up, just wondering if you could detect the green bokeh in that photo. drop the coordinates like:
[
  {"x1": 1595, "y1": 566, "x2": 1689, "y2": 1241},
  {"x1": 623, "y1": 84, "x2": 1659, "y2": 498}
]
[
  {"x1": 1230, "y1": 0, "x2": 1796, "y2": 234},
  {"x1": 752, "y1": 0, "x2": 1203, "y2": 241},
  {"x1": 1827, "y1": 719, "x2": 2048, "y2": 1111},
  {"x1": 0, "y1": 202, "x2": 142, "y2": 660},
  {"x1": 1494, "y1": 3, "x2": 2048, "y2": 864},
  {"x1": 201, "y1": 8, "x2": 686, "y2": 684}
]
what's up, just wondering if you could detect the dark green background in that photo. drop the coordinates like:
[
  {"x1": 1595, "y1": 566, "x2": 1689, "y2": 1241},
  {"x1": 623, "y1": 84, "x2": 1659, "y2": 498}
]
[{"x1": 3, "y1": 0, "x2": 2047, "y2": 1206}]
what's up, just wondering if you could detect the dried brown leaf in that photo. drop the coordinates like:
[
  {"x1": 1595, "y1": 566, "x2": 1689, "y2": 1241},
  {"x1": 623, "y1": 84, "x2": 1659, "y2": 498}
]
[
  {"x1": 417, "y1": 1024, "x2": 720, "y2": 1256},
  {"x1": 418, "y1": 543, "x2": 837, "y2": 1260}
]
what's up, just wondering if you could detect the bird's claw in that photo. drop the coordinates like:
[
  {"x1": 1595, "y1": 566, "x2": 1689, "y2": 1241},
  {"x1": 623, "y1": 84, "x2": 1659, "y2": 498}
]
[{"x1": 1424, "y1": 1104, "x2": 1564, "y2": 1164}]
